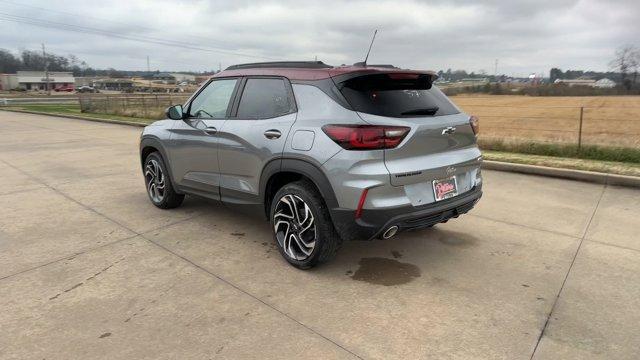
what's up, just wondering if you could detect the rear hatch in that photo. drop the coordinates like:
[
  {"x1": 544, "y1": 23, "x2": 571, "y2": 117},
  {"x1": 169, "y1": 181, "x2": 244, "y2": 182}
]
[{"x1": 336, "y1": 72, "x2": 481, "y2": 187}]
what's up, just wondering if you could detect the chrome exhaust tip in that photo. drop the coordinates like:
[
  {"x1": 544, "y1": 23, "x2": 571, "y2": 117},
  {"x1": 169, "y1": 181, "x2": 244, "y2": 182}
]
[{"x1": 382, "y1": 225, "x2": 399, "y2": 239}]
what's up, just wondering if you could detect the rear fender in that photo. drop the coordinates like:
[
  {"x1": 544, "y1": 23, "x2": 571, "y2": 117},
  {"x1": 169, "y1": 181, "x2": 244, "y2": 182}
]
[{"x1": 259, "y1": 157, "x2": 340, "y2": 219}]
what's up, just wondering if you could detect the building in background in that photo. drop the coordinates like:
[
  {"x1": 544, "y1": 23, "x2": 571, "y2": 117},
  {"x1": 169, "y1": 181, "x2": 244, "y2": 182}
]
[
  {"x1": 93, "y1": 78, "x2": 134, "y2": 91},
  {"x1": 553, "y1": 78, "x2": 596, "y2": 87},
  {"x1": 17, "y1": 71, "x2": 75, "y2": 90},
  {"x1": 0, "y1": 74, "x2": 19, "y2": 90},
  {"x1": 151, "y1": 72, "x2": 176, "y2": 84},
  {"x1": 594, "y1": 78, "x2": 616, "y2": 88},
  {"x1": 553, "y1": 78, "x2": 617, "y2": 88},
  {"x1": 4, "y1": 71, "x2": 76, "y2": 91},
  {"x1": 459, "y1": 77, "x2": 490, "y2": 85},
  {"x1": 75, "y1": 76, "x2": 99, "y2": 87},
  {"x1": 170, "y1": 73, "x2": 197, "y2": 84}
]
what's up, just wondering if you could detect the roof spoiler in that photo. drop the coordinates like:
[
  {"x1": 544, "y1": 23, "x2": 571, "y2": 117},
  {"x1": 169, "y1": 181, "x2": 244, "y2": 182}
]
[
  {"x1": 334, "y1": 71, "x2": 438, "y2": 90},
  {"x1": 352, "y1": 63, "x2": 399, "y2": 69}
]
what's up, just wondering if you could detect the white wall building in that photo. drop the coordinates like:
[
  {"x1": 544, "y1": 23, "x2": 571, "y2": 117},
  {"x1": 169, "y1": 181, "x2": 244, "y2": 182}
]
[
  {"x1": 554, "y1": 78, "x2": 617, "y2": 88},
  {"x1": 14, "y1": 71, "x2": 75, "y2": 90},
  {"x1": 0, "y1": 74, "x2": 19, "y2": 90},
  {"x1": 170, "y1": 73, "x2": 197, "y2": 83},
  {"x1": 594, "y1": 78, "x2": 616, "y2": 88},
  {"x1": 553, "y1": 78, "x2": 596, "y2": 87}
]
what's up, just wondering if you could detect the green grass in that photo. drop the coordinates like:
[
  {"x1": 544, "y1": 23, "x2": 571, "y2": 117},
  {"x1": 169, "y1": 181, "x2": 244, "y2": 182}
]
[
  {"x1": 479, "y1": 138, "x2": 640, "y2": 163},
  {"x1": 3, "y1": 104, "x2": 154, "y2": 124},
  {"x1": 483, "y1": 150, "x2": 640, "y2": 177}
]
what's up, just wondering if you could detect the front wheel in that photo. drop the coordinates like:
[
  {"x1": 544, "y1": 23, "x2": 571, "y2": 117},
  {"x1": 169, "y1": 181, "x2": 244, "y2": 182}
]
[
  {"x1": 270, "y1": 180, "x2": 342, "y2": 269},
  {"x1": 144, "y1": 152, "x2": 184, "y2": 209}
]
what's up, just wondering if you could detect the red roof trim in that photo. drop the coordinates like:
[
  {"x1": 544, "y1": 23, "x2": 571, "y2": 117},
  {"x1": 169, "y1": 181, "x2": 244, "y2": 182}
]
[{"x1": 213, "y1": 66, "x2": 436, "y2": 81}]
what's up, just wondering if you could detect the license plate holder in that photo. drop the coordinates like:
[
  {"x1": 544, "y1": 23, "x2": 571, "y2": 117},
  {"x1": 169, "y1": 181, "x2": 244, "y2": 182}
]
[{"x1": 432, "y1": 176, "x2": 458, "y2": 201}]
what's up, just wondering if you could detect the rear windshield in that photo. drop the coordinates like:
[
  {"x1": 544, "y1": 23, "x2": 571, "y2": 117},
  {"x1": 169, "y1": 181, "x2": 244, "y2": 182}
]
[{"x1": 338, "y1": 73, "x2": 459, "y2": 117}]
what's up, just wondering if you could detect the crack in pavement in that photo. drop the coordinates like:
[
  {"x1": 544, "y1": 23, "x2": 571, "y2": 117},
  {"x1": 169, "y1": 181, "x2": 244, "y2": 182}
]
[
  {"x1": 0, "y1": 156, "x2": 364, "y2": 360},
  {"x1": 528, "y1": 184, "x2": 607, "y2": 360},
  {"x1": 0, "y1": 234, "x2": 138, "y2": 282},
  {"x1": 469, "y1": 213, "x2": 583, "y2": 240},
  {"x1": 142, "y1": 235, "x2": 364, "y2": 360}
]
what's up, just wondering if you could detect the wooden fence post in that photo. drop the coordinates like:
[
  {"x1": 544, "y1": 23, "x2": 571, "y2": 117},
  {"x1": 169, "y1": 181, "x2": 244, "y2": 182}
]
[
  {"x1": 578, "y1": 106, "x2": 584, "y2": 150},
  {"x1": 142, "y1": 96, "x2": 147, "y2": 118}
]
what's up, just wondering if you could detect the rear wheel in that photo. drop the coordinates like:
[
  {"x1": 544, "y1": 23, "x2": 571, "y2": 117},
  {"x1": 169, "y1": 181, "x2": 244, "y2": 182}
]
[
  {"x1": 270, "y1": 180, "x2": 342, "y2": 269},
  {"x1": 144, "y1": 152, "x2": 184, "y2": 209}
]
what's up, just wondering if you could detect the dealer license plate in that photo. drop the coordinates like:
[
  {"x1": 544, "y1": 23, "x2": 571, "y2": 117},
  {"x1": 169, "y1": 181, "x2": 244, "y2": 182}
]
[{"x1": 432, "y1": 176, "x2": 458, "y2": 201}]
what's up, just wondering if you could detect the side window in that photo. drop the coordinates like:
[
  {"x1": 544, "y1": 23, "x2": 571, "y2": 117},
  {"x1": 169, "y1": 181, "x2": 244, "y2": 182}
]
[
  {"x1": 236, "y1": 78, "x2": 293, "y2": 119},
  {"x1": 188, "y1": 79, "x2": 238, "y2": 118}
]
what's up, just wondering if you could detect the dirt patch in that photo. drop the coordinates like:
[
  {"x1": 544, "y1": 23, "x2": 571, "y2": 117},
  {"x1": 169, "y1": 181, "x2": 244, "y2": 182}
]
[{"x1": 351, "y1": 257, "x2": 421, "y2": 286}]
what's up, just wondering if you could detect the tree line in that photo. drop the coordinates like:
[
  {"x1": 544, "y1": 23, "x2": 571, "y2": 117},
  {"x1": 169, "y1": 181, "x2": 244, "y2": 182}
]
[
  {"x1": 2, "y1": 45, "x2": 638, "y2": 90},
  {"x1": 0, "y1": 48, "x2": 93, "y2": 76},
  {"x1": 0, "y1": 48, "x2": 218, "y2": 78},
  {"x1": 551, "y1": 45, "x2": 639, "y2": 90}
]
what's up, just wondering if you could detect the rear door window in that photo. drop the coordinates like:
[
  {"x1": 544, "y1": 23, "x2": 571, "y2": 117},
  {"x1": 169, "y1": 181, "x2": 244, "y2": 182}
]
[
  {"x1": 236, "y1": 78, "x2": 294, "y2": 119},
  {"x1": 339, "y1": 73, "x2": 459, "y2": 117}
]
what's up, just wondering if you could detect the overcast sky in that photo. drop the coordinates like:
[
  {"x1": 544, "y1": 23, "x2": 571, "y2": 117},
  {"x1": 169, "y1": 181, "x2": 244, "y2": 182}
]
[{"x1": 0, "y1": 0, "x2": 638, "y2": 76}]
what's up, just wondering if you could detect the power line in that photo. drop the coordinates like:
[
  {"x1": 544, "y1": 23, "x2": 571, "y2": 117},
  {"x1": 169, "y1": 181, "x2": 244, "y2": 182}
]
[
  {"x1": 0, "y1": 0, "x2": 237, "y2": 48},
  {"x1": 0, "y1": 12, "x2": 276, "y2": 60},
  {"x1": 40, "y1": 44, "x2": 219, "y2": 71},
  {"x1": 0, "y1": 11, "x2": 280, "y2": 61},
  {"x1": 0, "y1": 0, "x2": 152, "y2": 32}
]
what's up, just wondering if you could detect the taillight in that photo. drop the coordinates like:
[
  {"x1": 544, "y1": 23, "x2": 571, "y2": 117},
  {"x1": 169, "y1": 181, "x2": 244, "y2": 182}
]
[
  {"x1": 469, "y1": 115, "x2": 479, "y2": 135},
  {"x1": 322, "y1": 125, "x2": 410, "y2": 150}
]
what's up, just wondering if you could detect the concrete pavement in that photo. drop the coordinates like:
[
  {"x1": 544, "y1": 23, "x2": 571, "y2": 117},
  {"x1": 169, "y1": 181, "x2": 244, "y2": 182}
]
[{"x1": 1, "y1": 111, "x2": 639, "y2": 359}]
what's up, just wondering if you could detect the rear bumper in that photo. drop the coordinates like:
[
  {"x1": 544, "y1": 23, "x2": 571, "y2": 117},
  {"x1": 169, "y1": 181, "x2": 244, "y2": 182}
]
[{"x1": 330, "y1": 185, "x2": 482, "y2": 241}]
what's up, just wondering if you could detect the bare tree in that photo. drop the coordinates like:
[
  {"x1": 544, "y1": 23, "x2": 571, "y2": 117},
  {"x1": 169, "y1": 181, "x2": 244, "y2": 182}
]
[
  {"x1": 632, "y1": 48, "x2": 640, "y2": 87},
  {"x1": 609, "y1": 45, "x2": 639, "y2": 90}
]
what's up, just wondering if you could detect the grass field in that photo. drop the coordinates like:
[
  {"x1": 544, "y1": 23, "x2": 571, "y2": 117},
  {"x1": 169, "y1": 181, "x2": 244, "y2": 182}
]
[
  {"x1": 2, "y1": 95, "x2": 640, "y2": 168},
  {"x1": 1, "y1": 104, "x2": 154, "y2": 124},
  {"x1": 451, "y1": 95, "x2": 640, "y2": 148},
  {"x1": 483, "y1": 150, "x2": 640, "y2": 177}
]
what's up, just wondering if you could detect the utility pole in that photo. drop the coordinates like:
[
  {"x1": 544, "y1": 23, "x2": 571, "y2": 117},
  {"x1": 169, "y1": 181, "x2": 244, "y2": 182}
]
[
  {"x1": 494, "y1": 59, "x2": 499, "y2": 77},
  {"x1": 218, "y1": 62, "x2": 221, "y2": 73},
  {"x1": 147, "y1": 55, "x2": 151, "y2": 92},
  {"x1": 42, "y1": 43, "x2": 51, "y2": 95}
]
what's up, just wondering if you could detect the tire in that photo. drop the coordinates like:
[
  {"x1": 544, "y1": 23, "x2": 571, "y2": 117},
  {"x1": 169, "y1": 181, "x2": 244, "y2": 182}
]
[
  {"x1": 143, "y1": 152, "x2": 184, "y2": 209},
  {"x1": 270, "y1": 180, "x2": 342, "y2": 269}
]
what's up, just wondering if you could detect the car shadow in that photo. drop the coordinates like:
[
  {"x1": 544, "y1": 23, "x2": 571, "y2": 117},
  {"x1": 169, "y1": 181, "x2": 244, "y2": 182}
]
[{"x1": 176, "y1": 195, "x2": 480, "y2": 287}]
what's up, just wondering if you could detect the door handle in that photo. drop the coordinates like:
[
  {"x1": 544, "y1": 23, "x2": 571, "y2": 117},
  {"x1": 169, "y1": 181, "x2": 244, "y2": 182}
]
[
  {"x1": 264, "y1": 129, "x2": 281, "y2": 139},
  {"x1": 203, "y1": 127, "x2": 217, "y2": 135}
]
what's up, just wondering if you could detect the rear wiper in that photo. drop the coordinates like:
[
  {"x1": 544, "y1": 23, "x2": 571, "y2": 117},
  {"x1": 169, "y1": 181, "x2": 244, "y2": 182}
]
[{"x1": 401, "y1": 107, "x2": 439, "y2": 116}]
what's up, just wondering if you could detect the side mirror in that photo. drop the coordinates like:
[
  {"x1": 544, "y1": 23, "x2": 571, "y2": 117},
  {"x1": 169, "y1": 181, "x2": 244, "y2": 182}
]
[{"x1": 166, "y1": 105, "x2": 184, "y2": 120}]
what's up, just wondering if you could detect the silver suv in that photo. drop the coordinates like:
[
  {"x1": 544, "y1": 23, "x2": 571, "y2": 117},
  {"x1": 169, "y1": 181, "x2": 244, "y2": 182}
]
[{"x1": 140, "y1": 61, "x2": 482, "y2": 269}]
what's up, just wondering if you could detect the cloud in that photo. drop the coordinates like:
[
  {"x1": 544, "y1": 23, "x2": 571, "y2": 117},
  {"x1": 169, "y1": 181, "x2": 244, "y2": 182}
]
[{"x1": 0, "y1": 0, "x2": 638, "y2": 75}]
